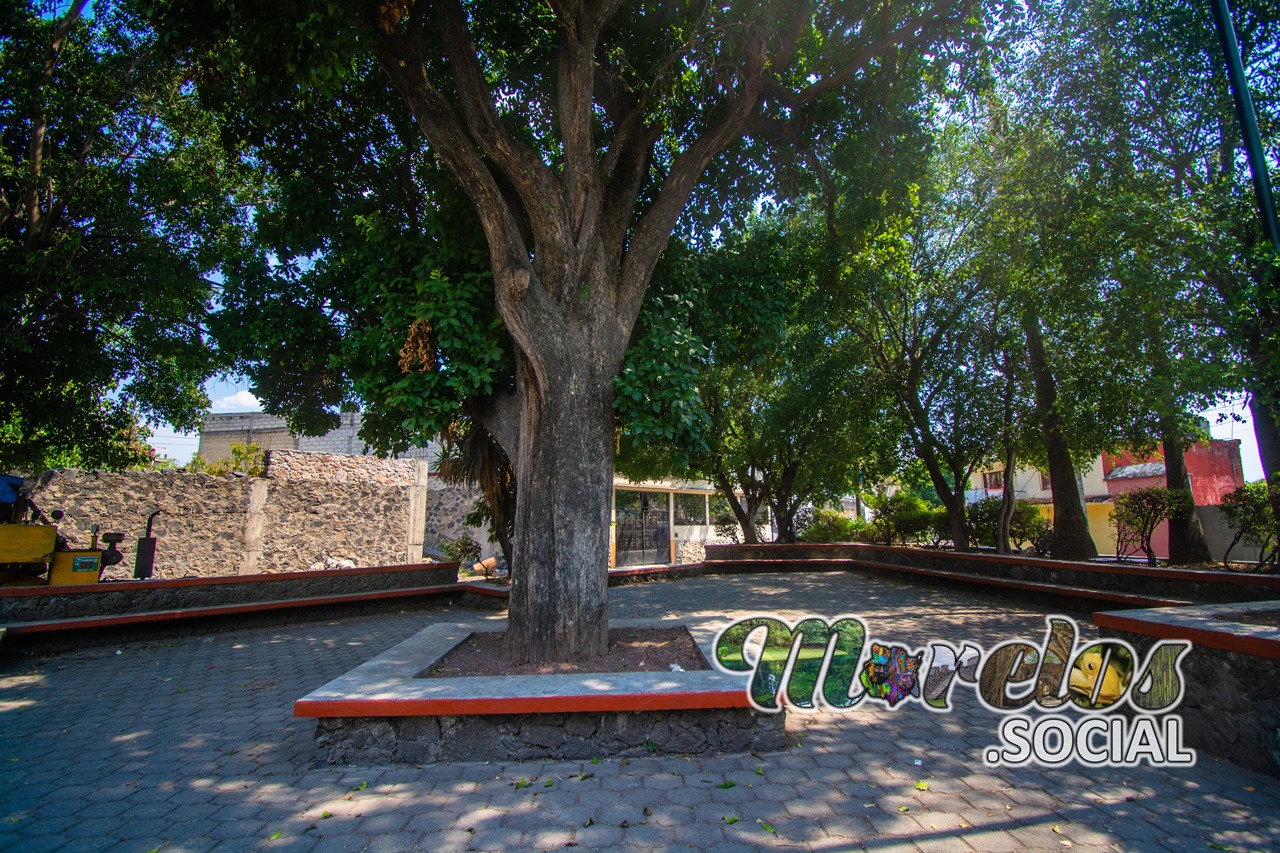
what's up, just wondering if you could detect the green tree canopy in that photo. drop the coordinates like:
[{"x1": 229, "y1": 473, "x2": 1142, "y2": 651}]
[
  {"x1": 1, "y1": 0, "x2": 254, "y2": 472},
  {"x1": 146, "y1": 0, "x2": 997, "y2": 661}
]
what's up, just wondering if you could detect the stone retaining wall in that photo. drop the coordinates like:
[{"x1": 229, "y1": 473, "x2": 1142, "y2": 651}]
[
  {"x1": 1099, "y1": 623, "x2": 1280, "y2": 777},
  {"x1": 22, "y1": 450, "x2": 481, "y2": 578},
  {"x1": 314, "y1": 708, "x2": 786, "y2": 764},
  {"x1": 0, "y1": 563, "x2": 458, "y2": 624}
]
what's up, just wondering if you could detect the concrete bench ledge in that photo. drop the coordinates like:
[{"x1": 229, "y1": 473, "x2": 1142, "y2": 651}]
[
  {"x1": 297, "y1": 616, "x2": 784, "y2": 764},
  {"x1": 845, "y1": 558, "x2": 1196, "y2": 609},
  {"x1": 700, "y1": 555, "x2": 1194, "y2": 608},
  {"x1": 1095, "y1": 601, "x2": 1280, "y2": 660},
  {"x1": 0, "y1": 561, "x2": 462, "y2": 628},
  {"x1": 2, "y1": 583, "x2": 489, "y2": 635}
]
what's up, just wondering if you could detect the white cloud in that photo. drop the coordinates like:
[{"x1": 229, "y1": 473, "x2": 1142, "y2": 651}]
[{"x1": 211, "y1": 390, "x2": 262, "y2": 413}]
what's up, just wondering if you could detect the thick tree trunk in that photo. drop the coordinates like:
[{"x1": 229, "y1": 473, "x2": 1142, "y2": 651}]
[
  {"x1": 1162, "y1": 414, "x2": 1213, "y2": 565},
  {"x1": 998, "y1": 445, "x2": 1017, "y2": 554},
  {"x1": 502, "y1": 355, "x2": 614, "y2": 663},
  {"x1": 913, "y1": 450, "x2": 969, "y2": 551},
  {"x1": 1252, "y1": 390, "x2": 1280, "y2": 480},
  {"x1": 768, "y1": 463, "x2": 801, "y2": 543},
  {"x1": 714, "y1": 473, "x2": 763, "y2": 544},
  {"x1": 1248, "y1": 390, "x2": 1280, "y2": 539},
  {"x1": 945, "y1": 495, "x2": 970, "y2": 552},
  {"x1": 1022, "y1": 309, "x2": 1097, "y2": 561}
]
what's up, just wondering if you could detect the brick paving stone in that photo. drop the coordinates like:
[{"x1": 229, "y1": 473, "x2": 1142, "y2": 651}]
[
  {"x1": 914, "y1": 833, "x2": 978, "y2": 852},
  {"x1": 957, "y1": 828, "x2": 1026, "y2": 852},
  {"x1": 4, "y1": 573, "x2": 1280, "y2": 853}
]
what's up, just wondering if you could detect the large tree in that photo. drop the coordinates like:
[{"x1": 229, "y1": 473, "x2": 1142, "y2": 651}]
[
  {"x1": 1012, "y1": 0, "x2": 1279, "y2": 552},
  {"x1": 152, "y1": 0, "x2": 991, "y2": 661},
  {"x1": 617, "y1": 217, "x2": 900, "y2": 545},
  {"x1": 841, "y1": 175, "x2": 1009, "y2": 553},
  {"x1": 0, "y1": 0, "x2": 251, "y2": 472}
]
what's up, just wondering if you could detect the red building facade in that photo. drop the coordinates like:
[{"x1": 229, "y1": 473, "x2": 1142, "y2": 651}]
[{"x1": 1102, "y1": 439, "x2": 1245, "y2": 559}]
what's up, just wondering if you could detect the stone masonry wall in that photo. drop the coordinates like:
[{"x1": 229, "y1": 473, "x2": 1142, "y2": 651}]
[
  {"x1": 315, "y1": 708, "x2": 787, "y2": 764},
  {"x1": 23, "y1": 469, "x2": 252, "y2": 579},
  {"x1": 423, "y1": 479, "x2": 492, "y2": 559},
  {"x1": 20, "y1": 450, "x2": 469, "y2": 579}
]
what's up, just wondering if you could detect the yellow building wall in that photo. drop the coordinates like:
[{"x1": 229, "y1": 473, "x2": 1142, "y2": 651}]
[{"x1": 1035, "y1": 503, "x2": 1118, "y2": 556}]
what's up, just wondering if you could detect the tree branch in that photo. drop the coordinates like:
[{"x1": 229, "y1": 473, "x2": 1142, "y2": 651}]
[
  {"x1": 369, "y1": 25, "x2": 560, "y2": 366},
  {"x1": 430, "y1": 0, "x2": 571, "y2": 278},
  {"x1": 24, "y1": 0, "x2": 91, "y2": 249},
  {"x1": 614, "y1": 29, "x2": 770, "y2": 355}
]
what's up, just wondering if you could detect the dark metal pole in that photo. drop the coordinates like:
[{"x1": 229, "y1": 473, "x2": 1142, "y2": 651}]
[{"x1": 1209, "y1": 0, "x2": 1280, "y2": 252}]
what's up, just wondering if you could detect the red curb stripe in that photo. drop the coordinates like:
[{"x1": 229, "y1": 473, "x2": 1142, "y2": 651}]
[
  {"x1": 0, "y1": 561, "x2": 460, "y2": 598},
  {"x1": 293, "y1": 689, "x2": 750, "y2": 717},
  {"x1": 1092, "y1": 612, "x2": 1280, "y2": 660}
]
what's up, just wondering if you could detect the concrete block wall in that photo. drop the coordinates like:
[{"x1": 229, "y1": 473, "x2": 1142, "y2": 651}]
[{"x1": 199, "y1": 412, "x2": 442, "y2": 466}]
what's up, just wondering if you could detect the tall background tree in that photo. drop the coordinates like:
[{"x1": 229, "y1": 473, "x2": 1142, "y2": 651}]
[{"x1": 0, "y1": 0, "x2": 252, "y2": 472}]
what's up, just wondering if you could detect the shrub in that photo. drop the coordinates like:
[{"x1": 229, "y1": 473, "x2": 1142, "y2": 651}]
[
  {"x1": 798, "y1": 507, "x2": 857, "y2": 543},
  {"x1": 186, "y1": 442, "x2": 265, "y2": 477},
  {"x1": 1219, "y1": 479, "x2": 1278, "y2": 571},
  {"x1": 1113, "y1": 487, "x2": 1192, "y2": 566},
  {"x1": 444, "y1": 536, "x2": 482, "y2": 567},
  {"x1": 967, "y1": 497, "x2": 1053, "y2": 551},
  {"x1": 865, "y1": 492, "x2": 936, "y2": 546}
]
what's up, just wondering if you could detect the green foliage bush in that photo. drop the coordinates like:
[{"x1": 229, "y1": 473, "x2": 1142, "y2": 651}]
[
  {"x1": 966, "y1": 497, "x2": 1053, "y2": 550},
  {"x1": 797, "y1": 507, "x2": 857, "y2": 543},
  {"x1": 865, "y1": 492, "x2": 936, "y2": 546},
  {"x1": 1113, "y1": 487, "x2": 1192, "y2": 566},
  {"x1": 444, "y1": 536, "x2": 482, "y2": 567},
  {"x1": 1219, "y1": 479, "x2": 1278, "y2": 571},
  {"x1": 185, "y1": 443, "x2": 265, "y2": 477}
]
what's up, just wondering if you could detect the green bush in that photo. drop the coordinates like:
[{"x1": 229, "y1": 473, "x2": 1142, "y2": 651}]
[
  {"x1": 1219, "y1": 479, "x2": 1278, "y2": 571},
  {"x1": 966, "y1": 497, "x2": 1053, "y2": 551},
  {"x1": 1113, "y1": 487, "x2": 1192, "y2": 566},
  {"x1": 444, "y1": 536, "x2": 482, "y2": 566},
  {"x1": 798, "y1": 507, "x2": 857, "y2": 543},
  {"x1": 865, "y1": 492, "x2": 936, "y2": 546},
  {"x1": 186, "y1": 442, "x2": 264, "y2": 477}
]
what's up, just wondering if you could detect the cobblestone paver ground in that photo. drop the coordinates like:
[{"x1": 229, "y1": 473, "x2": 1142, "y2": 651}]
[{"x1": 2, "y1": 572, "x2": 1278, "y2": 852}]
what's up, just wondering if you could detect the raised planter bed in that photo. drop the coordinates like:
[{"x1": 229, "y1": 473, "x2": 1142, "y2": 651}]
[
  {"x1": 296, "y1": 616, "x2": 784, "y2": 764},
  {"x1": 1095, "y1": 601, "x2": 1280, "y2": 777}
]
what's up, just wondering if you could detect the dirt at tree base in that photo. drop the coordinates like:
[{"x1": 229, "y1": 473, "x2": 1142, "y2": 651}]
[{"x1": 425, "y1": 626, "x2": 710, "y2": 677}]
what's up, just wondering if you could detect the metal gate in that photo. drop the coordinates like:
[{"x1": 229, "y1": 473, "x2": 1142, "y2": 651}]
[{"x1": 614, "y1": 490, "x2": 670, "y2": 566}]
